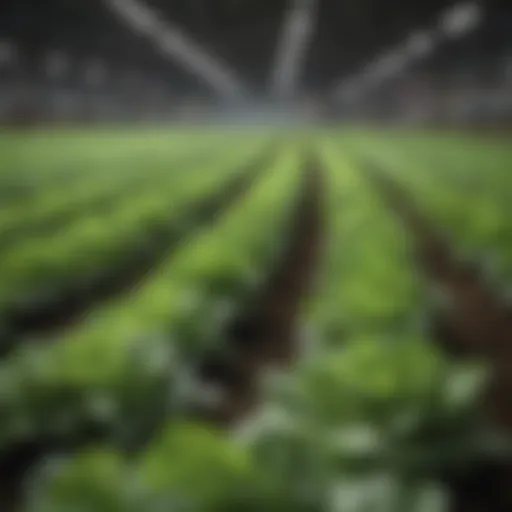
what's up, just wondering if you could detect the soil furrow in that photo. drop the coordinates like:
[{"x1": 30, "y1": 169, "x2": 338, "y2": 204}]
[{"x1": 197, "y1": 152, "x2": 325, "y2": 426}]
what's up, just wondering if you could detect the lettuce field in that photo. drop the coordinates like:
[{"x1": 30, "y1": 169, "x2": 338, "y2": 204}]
[{"x1": 0, "y1": 128, "x2": 511, "y2": 512}]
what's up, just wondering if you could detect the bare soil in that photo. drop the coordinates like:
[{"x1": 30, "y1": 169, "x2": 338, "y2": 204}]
[{"x1": 198, "y1": 153, "x2": 325, "y2": 426}]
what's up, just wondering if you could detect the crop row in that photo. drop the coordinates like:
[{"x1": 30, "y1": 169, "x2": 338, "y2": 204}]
[
  {"x1": 342, "y1": 132, "x2": 512, "y2": 287},
  {"x1": 0, "y1": 131, "x2": 260, "y2": 200},
  {"x1": 0, "y1": 142, "x2": 272, "y2": 349},
  {"x1": 0, "y1": 147, "x2": 218, "y2": 252}
]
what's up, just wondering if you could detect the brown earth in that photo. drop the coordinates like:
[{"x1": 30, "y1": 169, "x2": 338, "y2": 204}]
[{"x1": 198, "y1": 153, "x2": 325, "y2": 426}]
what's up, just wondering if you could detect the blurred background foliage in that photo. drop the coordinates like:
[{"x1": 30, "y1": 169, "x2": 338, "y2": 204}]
[{"x1": 21, "y1": 337, "x2": 511, "y2": 512}]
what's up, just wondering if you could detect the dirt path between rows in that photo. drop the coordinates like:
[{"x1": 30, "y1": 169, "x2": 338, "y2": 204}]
[
  {"x1": 198, "y1": 153, "x2": 325, "y2": 426},
  {"x1": 360, "y1": 158, "x2": 512, "y2": 512}
]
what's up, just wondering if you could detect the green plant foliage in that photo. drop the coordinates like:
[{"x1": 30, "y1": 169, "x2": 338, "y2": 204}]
[
  {"x1": 0, "y1": 131, "x2": 511, "y2": 511},
  {"x1": 26, "y1": 337, "x2": 503, "y2": 512}
]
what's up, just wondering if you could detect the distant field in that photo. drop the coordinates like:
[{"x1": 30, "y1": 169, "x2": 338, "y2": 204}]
[{"x1": 0, "y1": 128, "x2": 511, "y2": 510}]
